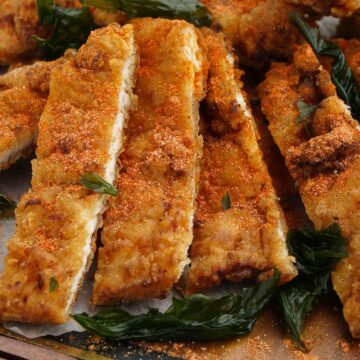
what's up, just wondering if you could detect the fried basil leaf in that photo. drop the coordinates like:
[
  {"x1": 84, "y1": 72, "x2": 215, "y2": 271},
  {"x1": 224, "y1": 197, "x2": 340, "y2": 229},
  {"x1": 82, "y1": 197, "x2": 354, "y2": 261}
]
[
  {"x1": 35, "y1": 0, "x2": 96, "y2": 60},
  {"x1": 49, "y1": 277, "x2": 59, "y2": 292},
  {"x1": 83, "y1": 0, "x2": 212, "y2": 27},
  {"x1": 221, "y1": 192, "x2": 231, "y2": 210},
  {"x1": 0, "y1": 194, "x2": 17, "y2": 216},
  {"x1": 296, "y1": 101, "x2": 319, "y2": 125},
  {"x1": 73, "y1": 270, "x2": 280, "y2": 341},
  {"x1": 80, "y1": 173, "x2": 118, "y2": 196},
  {"x1": 289, "y1": 11, "x2": 360, "y2": 121},
  {"x1": 279, "y1": 224, "x2": 347, "y2": 347}
]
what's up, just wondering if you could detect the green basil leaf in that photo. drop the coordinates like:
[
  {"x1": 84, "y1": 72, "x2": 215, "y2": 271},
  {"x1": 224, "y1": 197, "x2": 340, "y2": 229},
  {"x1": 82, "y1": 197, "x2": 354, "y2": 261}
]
[
  {"x1": 296, "y1": 100, "x2": 319, "y2": 137},
  {"x1": 73, "y1": 269, "x2": 280, "y2": 341},
  {"x1": 80, "y1": 173, "x2": 118, "y2": 196},
  {"x1": 83, "y1": 0, "x2": 212, "y2": 27},
  {"x1": 221, "y1": 192, "x2": 231, "y2": 210},
  {"x1": 278, "y1": 272, "x2": 330, "y2": 347},
  {"x1": 279, "y1": 224, "x2": 347, "y2": 347},
  {"x1": 287, "y1": 224, "x2": 347, "y2": 275},
  {"x1": 37, "y1": 0, "x2": 54, "y2": 23},
  {"x1": 35, "y1": 0, "x2": 97, "y2": 60},
  {"x1": 296, "y1": 100, "x2": 319, "y2": 125},
  {"x1": 289, "y1": 12, "x2": 360, "y2": 121},
  {"x1": 0, "y1": 194, "x2": 17, "y2": 216},
  {"x1": 49, "y1": 277, "x2": 59, "y2": 292}
]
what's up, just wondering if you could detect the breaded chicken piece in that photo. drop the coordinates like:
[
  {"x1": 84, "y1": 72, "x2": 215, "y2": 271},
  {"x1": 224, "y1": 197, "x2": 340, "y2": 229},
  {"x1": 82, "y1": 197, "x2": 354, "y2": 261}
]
[
  {"x1": 0, "y1": 52, "x2": 74, "y2": 171},
  {"x1": 285, "y1": 0, "x2": 359, "y2": 17},
  {"x1": 181, "y1": 30, "x2": 297, "y2": 295},
  {"x1": 0, "y1": 24, "x2": 137, "y2": 323},
  {"x1": 92, "y1": 8, "x2": 127, "y2": 27},
  {"x1": 0, "y1": 0, "x2": 82, "y2": 65},
  {"x1": 92, "y1": 18, "x2": 206, "y2": 305},
  {"x1": 201, "y1": 0, "x2": 302, "y2": 68},
  {"x1": 259, "y1": 43, "x2": 360, "y2": 338}
]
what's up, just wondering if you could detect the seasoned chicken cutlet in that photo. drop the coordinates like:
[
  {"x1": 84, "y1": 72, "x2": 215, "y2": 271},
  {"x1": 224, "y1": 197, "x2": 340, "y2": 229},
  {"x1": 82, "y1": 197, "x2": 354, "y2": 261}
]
[
  {"x1": 259, "y1": 43, "x2": 360, "y2": 337},
  {"x1": 0, "y1": 24, "x2": 137, "y2": 323},
  {"x1": 0, "y1": 0, "x2": 82, "y2": 65},
  {"x1": 92, "y1": 18, "x2": 206, "y2": 305},
  {"x1": 0, "y1": 52, "x2": 74, "y2": 171},
  {"x1": 182, "y1": 29, "x2": 297, "y2": 295},
  {"x1": 285, "y1": 0, "x2": 360, "y2": 17},
  {"x1": 201, "y1": 0, "x2": 302, "y2": 68}
]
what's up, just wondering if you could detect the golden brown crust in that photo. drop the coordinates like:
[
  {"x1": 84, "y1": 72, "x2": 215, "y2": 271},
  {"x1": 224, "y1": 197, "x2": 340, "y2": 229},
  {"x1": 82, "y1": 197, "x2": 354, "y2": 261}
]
[
  {"x1": 92, "y1": 19, "x2": 207, "y2": 305},
  {"x1": 92, "y1": 8, "x2": 127, "y2": 27},
  {"x1": 259, "y1": 43, "x2": 360, "y2": 338},
  {"x1": 0, "y1": 24, "x2": 137, "y2": 323},
  {"x1": 0, "y1": 54, "x2": 74, "y2": 171},
  {"x1": 201, "y1": 0, "x2": 303, "y2": 68},
  {"x1": 182, "y1": 30, "x2": 297, "y2": 295},
  {"x1": 285, "y1": 0, "x2": 360, "y2": 17}
]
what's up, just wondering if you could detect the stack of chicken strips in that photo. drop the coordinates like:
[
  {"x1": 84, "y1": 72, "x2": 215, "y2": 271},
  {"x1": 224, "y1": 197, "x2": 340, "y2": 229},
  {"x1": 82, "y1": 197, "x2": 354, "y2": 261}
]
[
  {"x1": 0, "y1": 17, "x2": 296, "y2": 323},
  {"x1": 0, "y1": 0, "x2": 359, "y2": 342}
]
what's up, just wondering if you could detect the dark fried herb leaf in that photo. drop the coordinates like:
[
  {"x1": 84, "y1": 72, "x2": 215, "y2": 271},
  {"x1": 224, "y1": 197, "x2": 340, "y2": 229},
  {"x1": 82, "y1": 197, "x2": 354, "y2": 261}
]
[
  {"x1": 83, "y1": 0, "x2": 212, "y2": 27},
  {"x1": 279, "y1": 272, "x2": 329, "y2": 346},
  {"x1": 0, "y1": 194, "x2": 17, "y2": 216},
  {"x1": 279, "y1": 224, "x2": 347, "y2": 347},
  {"x1": 35, "y1": 0, "x2": 96, "y2": 60},
  {"x1": 80, "y1": 173, "x2": 118, "y2": 196},
  {"x1": 296, "y1": 100, "x2": 319, "y2": 137},
  {"x1": 73, "y1": 269, "x2": 280, "y2": 341},
  {"x1": 289, "y1": 12, "x2": 360, "y2": 121},
  {"x1": 49, "y1": 277, "x2": 59, "y2": 292},
  {"x1": 221, "y1": 192, "x2": 231, "y2": 210},
  {"x1": 287, "y1": 224, "x2": 347, "y2": 275},
  {"x1": 296, "y1": 101, "x2": 319, "y2": 125}
]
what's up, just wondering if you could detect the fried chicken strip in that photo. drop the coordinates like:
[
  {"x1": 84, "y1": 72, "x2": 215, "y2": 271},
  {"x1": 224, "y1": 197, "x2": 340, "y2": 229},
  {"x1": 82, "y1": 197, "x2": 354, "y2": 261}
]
[
  {"x1": 0, "y1": 52, "x2": 75, "y2": 171},
  {"x1": 92, "y1": 18, "x2": 206, "y2": 305},
  {"x1": 285, "y1": 0, "x2": 360, "y2": 17},
  {"x1": 0, "y1": 24, "x2": 137, "y2": 323},
  {"x1": 182, "y1": 29, "x2": 297, "y2": 295},
  {"x1": 258, "y1": 43, "x2": 360, "y2": 337},
  {"x1": 201, "y1": 0, "x2": 302, "y2": 68}
]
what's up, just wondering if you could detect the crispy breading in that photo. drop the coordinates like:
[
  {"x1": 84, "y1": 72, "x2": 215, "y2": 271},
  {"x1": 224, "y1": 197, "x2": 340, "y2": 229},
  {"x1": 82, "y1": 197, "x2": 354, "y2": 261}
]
[
  {"x1": 182, "y1": 29, "x2": 297, "y2": 295},
  {"x1": 0, "y1": 52, "x2": 75, "y2": 171},
  {"x1": 201, "y1": 0, "x2": 302, "y2": 68},
  {"x1": 92, "y1": 8, "x2": 127, "y2": 27},
  {"x1": 0, "y1": 0, "x2": 81, "y2": 65},
  {"x1": 285, "y1": 0, "x2": 360, "y2": 17},
  {"x1": 0, "y1": 24, "x2": 137, "y2": 323},
  {"x1": 92, "y1": 18, "x2": 207, "y2": 305},
  {"x1": 258, "y1": 43, "x2": 360, "y2": 338}
]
